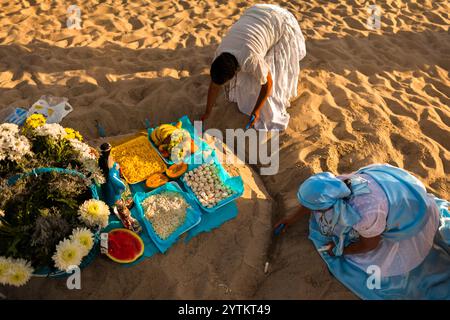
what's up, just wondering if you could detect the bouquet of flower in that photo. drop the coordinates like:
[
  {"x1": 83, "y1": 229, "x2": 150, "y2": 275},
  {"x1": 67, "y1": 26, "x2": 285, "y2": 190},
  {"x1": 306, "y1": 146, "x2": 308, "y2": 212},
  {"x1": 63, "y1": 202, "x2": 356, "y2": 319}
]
[
  {"x1": 0, "y1": 115, "x2": 109, "y2": 287},
  {"x1": 0, "y1": 114, "x2": 105, "y2": 184}
]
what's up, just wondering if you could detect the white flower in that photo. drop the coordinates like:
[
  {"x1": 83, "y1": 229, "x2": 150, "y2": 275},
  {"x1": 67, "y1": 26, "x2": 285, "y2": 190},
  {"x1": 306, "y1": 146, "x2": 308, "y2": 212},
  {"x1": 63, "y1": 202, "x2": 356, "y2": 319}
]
[
  {"x1": 0, "y1": 209, "x2": 4, "y2": 218},
  {"x1": 0, "y1": 256, "x2": 12, "y2": 285},
  {"x1": 69, "y1": 140, "x2": 105, "y2": 185},
  {"x1": 34, "y1": 123, "x2": 67, "y2": 140},
  {"x1": 0, "y1": 123, "x2": 20, "y2": 134},
  {"x1": 6, "y1": 258, "x2": 33, "y2": 287},
  {"x1": 78, "y1": 199, "x2": 110, "y2": 228},
  {"x1": 52, "y1": 239, "x2": 84, "y2": 271},
  {"x1": 0, "y1": 257, "x2": 33, "y2": 287},
  {"x1": 0, "y1": 124, "x2": 33, "y2": 162},
  {"x1": 69, "y1": 139, "x2": 96, "y2": 161},
  {"x1": 70, "y1": 228, "x2": 94, "y2": 256},
  {"x1": 81, "y1": 158, "x2": 106, "y2": 185}
]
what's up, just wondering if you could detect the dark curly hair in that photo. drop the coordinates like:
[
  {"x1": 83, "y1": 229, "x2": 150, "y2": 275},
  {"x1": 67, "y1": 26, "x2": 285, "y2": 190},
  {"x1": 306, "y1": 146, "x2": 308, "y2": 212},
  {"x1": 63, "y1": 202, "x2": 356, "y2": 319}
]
[{"x1": 210, "y1": 52, "x2": 239, "y2": 85}]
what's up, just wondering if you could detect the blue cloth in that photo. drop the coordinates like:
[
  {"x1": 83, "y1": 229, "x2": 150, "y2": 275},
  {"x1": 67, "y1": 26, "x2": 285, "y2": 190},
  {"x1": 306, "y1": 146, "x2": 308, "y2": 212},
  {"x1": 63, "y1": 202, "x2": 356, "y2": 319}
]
[
  {"x1": 435, "y1": 197, "x2": 450, "y2": 245},
  {"x1": 186, "y1": 201, "x2": 238, "y2": 241},
  {"x1": 101, "y1": 163, "x2": 127, "y2": 207},
  {"x1": 104, "y1": 200, "x2": 238, "y2": 267},
  {"x1": 298, "y1": 172, "x2": 371, "y2": 256},
  {"x1": 307, "y1": 164, "x2": 450, "y2": 299},
  {"x1": 298, "y1": 172, "x2": 352, "y2": 210},
  {"x1": 104, "y1": 197, "x2": 237, "y2": 266},
  {"x1": 103, "y1": 115, "x2": 240, "y2": 262},
  {"x1": 356, "y1": 164, "x2": 429, "y2": 241}
]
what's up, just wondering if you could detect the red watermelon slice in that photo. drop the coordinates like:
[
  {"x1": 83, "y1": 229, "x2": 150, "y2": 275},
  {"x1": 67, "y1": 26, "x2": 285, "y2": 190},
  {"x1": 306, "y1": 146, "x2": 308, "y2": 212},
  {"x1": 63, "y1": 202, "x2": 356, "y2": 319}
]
[{"x1": 106, "y1": 229, "x2": 144, "y2": 264}]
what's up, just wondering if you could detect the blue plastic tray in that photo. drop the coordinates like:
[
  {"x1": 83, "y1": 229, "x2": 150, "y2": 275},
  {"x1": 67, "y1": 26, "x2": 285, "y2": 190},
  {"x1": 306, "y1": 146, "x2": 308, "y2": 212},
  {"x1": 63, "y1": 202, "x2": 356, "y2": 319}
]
[
  {"x1": 147, "y1": 116, "x2": 206, "y2": 166},
  {"x1": 134, "y1": 181, "x2": 201, "y2": 253},
  {"x1": 180, "y1": 151, "x2": 244, "y2": 214}
]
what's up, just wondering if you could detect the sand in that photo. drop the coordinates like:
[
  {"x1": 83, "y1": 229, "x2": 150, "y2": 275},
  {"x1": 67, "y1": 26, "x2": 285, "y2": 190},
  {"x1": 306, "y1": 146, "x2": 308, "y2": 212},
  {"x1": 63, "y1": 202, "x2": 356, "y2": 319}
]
[{"x1": 1, "y1": 0, "x2": 449, "y2": 299}]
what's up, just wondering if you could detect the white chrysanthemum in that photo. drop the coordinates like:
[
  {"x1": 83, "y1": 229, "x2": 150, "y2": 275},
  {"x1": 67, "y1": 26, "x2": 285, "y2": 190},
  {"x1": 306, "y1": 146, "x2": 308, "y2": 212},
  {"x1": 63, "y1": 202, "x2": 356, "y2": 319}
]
[
  {"x1": 0, "y1": 123, "x2": 20, "y2": 134},
  {"x1": 69, "y1": 139, "x2": 96, "y2": 161},
  {"x1": 0, "y1": 125, "x2": 33, "y2": 162},
  {"x1": 82, "y1": 158, "x2": 106, "y2": 185},
  {"x1": 52, "y1": 239, "x2": 84, "y2": 271},
  {"x1": 6, "y1": 258, "x2": 33, "y2": 287},
  {"x1": 78, "y1": 199, "x2": 110, "y2": 228},
  {"x1": 34, "y1": 123, "x2": 67, "y2": 140},
  {"x1": 70, "y1": 228, "x2": 94, "y2": 256},
  {"x1": 69, "y1": 140, "x2": 105, "y2": 185},
  {"x1": 0, "y1": 256, "x2": 12, "y2": 285}
]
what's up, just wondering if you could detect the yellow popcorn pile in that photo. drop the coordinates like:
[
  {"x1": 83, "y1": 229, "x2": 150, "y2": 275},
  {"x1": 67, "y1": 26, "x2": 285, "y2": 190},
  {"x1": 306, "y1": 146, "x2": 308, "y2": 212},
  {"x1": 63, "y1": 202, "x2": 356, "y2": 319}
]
[{"x1": 112, "y1": 136, "x2": 166, "y2": 184}]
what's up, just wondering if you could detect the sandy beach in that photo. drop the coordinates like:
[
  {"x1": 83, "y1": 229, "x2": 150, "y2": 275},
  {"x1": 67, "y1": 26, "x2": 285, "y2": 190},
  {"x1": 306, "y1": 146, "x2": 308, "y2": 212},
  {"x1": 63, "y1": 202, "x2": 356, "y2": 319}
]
[{"x1": 1, "y1": 0, "x2": 449, "y2": 299}]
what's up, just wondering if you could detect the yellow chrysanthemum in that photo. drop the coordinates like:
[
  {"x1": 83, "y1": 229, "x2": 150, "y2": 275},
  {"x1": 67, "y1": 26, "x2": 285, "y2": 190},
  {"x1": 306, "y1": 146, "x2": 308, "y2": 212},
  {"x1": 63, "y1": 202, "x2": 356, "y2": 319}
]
[
  {"x1": 52, "y1": 239, "x2": 84, "y2": 271},
  {"x1": 6, "y1": 259, "x2": 33, "y2": 287},
  {"x1": 64, "y1": 127, "x2": 83, "y2": 141},
  {"x1": 70, "y1": 228, "x2": 94, "y2": 256},
  {"x1": 0, "y1": 256, "x2": 12, "y2": 285},
  {"x1": 78, "y1": 199, "x2": 110, "y2": 228},
  {"x1": 24, "y1": 114, "x2": 46, "y2": 129}
]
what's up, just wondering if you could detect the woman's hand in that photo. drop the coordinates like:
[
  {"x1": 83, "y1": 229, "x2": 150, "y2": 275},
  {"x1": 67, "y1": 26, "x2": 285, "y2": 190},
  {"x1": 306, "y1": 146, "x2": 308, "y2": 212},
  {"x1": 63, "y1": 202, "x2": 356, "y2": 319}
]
[
  {"x1": 273, "y1": 205, "x2": 310, "y2": 235},
  {"x1": 273, "y1": 216, "x2": 295, "y2": 234},
  {"x1": 325, "y1": 242, "x2": 336, "y2": 256}
]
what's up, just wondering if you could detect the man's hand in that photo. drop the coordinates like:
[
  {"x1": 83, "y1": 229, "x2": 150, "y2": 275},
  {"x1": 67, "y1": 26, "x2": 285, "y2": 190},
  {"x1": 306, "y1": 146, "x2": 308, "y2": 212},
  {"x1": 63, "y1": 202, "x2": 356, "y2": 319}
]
[
  {"x1": 248, "y1": 112, "x2": 260, "y2": 129},
  {"x1": 245, "y1": 112, "x2": 259, "y2": 129}
]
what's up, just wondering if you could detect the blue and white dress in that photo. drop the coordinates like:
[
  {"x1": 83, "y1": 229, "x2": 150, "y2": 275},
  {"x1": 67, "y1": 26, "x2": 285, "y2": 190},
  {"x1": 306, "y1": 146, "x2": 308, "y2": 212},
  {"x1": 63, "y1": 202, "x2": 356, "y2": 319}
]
[
  {"x1": 307, "y1": 164, "x2": 450, "y2": 299},
  {"x1": 314, "y1": 173, "x2": 440, "y2": 277}
]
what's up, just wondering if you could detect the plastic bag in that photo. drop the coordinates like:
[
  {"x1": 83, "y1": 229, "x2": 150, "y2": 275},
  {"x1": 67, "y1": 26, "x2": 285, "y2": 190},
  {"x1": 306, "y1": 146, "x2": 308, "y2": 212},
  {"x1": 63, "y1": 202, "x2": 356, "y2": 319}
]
[{"x1": 28, "y1": 95, "x2": 73, "y2": 124}]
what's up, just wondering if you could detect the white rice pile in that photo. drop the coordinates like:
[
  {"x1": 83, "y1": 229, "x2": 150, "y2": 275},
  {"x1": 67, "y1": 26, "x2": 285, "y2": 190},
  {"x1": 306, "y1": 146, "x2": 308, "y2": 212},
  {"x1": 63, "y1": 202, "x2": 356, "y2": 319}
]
[{"x1": 142, "y1": 191, "x2": 188, "y2": 240}]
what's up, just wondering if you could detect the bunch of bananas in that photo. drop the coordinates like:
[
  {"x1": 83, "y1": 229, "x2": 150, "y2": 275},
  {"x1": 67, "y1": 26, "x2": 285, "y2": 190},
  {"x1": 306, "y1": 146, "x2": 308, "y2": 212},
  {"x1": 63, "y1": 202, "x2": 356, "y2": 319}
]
[{"x1": 150, "y1": 121, "x2": 182, "y2": 146}]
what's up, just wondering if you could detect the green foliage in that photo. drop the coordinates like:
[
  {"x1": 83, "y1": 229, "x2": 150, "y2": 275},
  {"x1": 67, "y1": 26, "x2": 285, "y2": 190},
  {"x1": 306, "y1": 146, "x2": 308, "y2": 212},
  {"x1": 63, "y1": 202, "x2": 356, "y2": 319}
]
[
  {"x1": 0, "y1": 172, "x2": 92, "y2": 269},
  {"x1": 29, "y1": 135, "x2": 81, "y2": 170}
]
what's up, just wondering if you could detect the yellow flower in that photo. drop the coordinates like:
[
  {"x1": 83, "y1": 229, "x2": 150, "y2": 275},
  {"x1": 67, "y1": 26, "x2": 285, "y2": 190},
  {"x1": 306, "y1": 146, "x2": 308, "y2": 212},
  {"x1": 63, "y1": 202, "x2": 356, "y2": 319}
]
[
  {"x1": 70, "y1": 228, "x2": 94, "y2": 256},
  {"x1": 6, "y1": 259, "x2": 33, "y2": 287},
  {"x1": 24, "y1": 114, "x2": 46, "y2": 129},
  {"x1": 78, "y1": 199, "x2": 110, "y2": 228},
  {"x1": 64, "y1": 128, "x2": 83, "y2": 141},
  {"x1": 52, "y1": 239, "x2": 84, "y2": 271}
]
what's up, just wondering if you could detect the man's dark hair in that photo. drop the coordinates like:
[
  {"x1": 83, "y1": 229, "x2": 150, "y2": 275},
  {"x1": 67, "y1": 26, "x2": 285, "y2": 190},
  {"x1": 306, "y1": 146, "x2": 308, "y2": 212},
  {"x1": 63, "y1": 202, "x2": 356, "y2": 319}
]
[{"x1": 210, "y1": 52, "x2": 239, "y2": 85}]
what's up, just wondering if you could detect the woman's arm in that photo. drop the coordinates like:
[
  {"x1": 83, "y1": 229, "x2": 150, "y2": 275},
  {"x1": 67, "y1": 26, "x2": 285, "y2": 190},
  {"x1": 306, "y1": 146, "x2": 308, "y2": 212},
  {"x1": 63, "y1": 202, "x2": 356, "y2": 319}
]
[
  {"x1": 327, "y1": 235, "x2": 382, "y2": 256},
  {"x1": 274, "y1": 204, "x2": 310, "y2": 233},
  {"x1": 201, "y1": 81, "x2": 221, "y2": 121},
  {"x1": 248, "y1": 72, "x2": 273, "y2": 127},
  {"x1": 344, "y1": 235, "x2": 381, "y2": 255}
]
